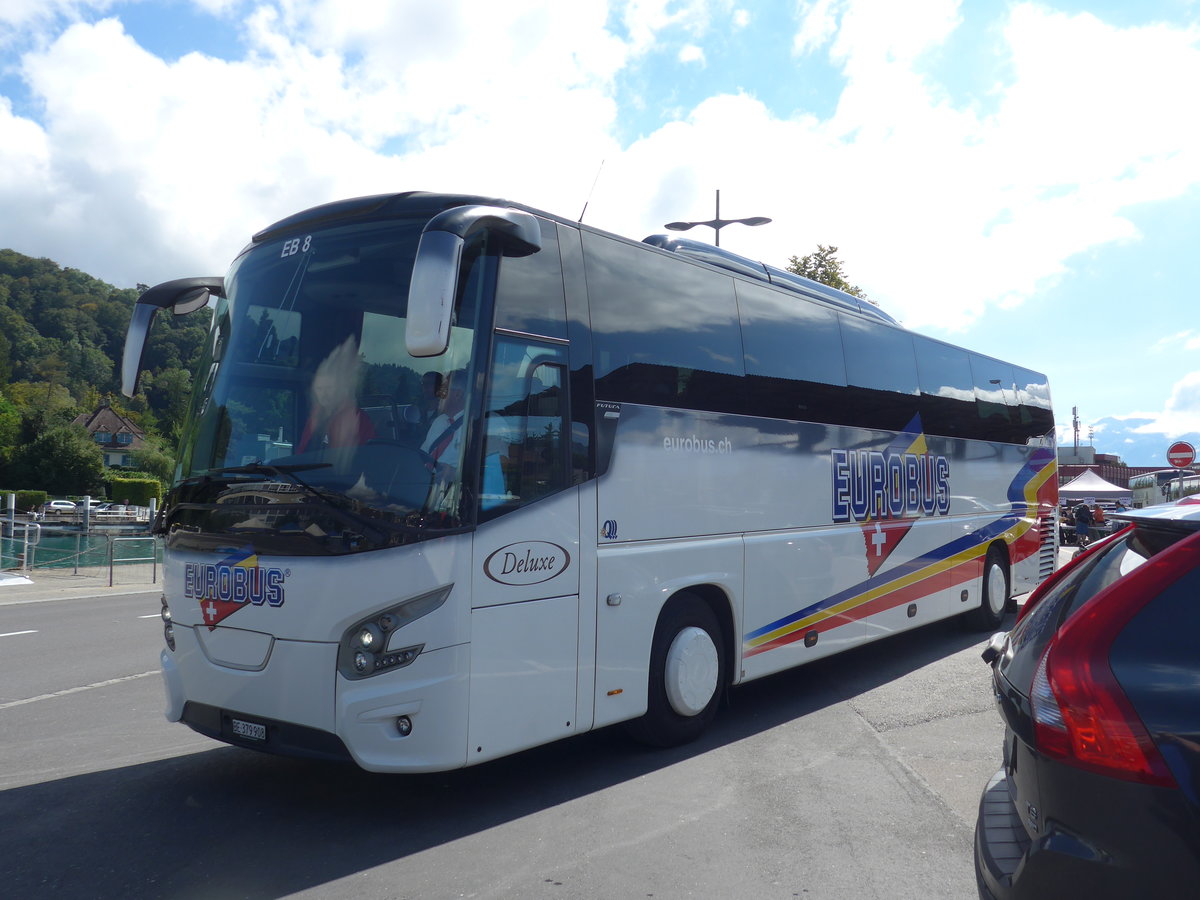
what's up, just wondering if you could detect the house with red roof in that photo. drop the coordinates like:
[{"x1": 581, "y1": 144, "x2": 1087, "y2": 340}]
[{"x1": 71, "y1": 402, "x2": 146, "y2": 467}]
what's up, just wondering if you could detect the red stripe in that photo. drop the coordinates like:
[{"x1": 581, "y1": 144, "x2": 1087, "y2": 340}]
[{"x1": 744, "y1": 554, "x2": 986, "y2": 658}]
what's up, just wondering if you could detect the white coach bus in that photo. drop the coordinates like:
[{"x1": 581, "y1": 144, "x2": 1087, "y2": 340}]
[{"x1": 123, "y1": 192, "x2": 1059, "y2": 772}]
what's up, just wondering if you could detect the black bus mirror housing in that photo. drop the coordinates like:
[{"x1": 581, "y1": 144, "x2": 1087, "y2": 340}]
[
  {"x1": 406, "y1": 205, "x2": 542, "y2": 357},
  {"x1": 121, "y1": 276, "x2": 224, "y2": 397}
]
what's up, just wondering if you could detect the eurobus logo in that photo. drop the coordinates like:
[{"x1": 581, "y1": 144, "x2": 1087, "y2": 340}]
[
  {"x1": 831, "y1": 448, "x2": 951, "y2": 524},
  {"x1": 831, "y1": 416, "x2": 951, "y2": 526},
  {"x1": 183, "y1": 547, "x2": 289, "y2": 629}
]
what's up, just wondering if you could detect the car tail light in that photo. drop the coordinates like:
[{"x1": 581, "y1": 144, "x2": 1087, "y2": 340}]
[{"x1": 1029, "y1": 529, "x2": 1200, "y2": 786}]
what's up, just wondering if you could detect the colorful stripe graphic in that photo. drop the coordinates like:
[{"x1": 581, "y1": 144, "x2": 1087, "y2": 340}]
[{"x1": 744, "y1": 442, "x2": 1056, "y2": 658}]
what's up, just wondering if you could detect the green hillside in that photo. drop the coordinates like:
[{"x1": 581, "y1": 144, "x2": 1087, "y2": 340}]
[{"x1": 0, "y1": 248, "x2": 211, "y2": 496}]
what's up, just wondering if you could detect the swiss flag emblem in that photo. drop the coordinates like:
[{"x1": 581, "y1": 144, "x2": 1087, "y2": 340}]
[
  {"x1": 861, "y1": 518, "x2": 915, "y2": 576},
  {"x1": 201, "y1": 597, "x2": 244, "y2": 629}
]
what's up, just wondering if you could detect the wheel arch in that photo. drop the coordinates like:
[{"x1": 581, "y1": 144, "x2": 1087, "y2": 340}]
[
  {"x1": 988, "y1": 538, "x2": 1012, "y2": 574},
  {"x1": 661, "y1": 582, "x2": 737, "y2": 687}
]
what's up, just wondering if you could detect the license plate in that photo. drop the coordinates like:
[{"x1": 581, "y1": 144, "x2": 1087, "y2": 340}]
[{"x1": 231, "y1": 718, "x2": 267, "y2": 742}]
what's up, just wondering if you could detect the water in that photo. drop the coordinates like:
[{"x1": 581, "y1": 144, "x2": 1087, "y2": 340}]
[{"x1": 1, "y1": 531, "x2": 161, "y2": 571}]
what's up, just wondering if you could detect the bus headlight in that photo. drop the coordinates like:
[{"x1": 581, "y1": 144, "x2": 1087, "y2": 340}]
[
  {"x1": 356, "y1": 623, "x2": 384, "y2": 652},
  {"x1": 161, "y1": 595, "x2": 176, "y2": 651},
  {"x1": 337, "y1": 586, "x2": 450, "y2": 680}
]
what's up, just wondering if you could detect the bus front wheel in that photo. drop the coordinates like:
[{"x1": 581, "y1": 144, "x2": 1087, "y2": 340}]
[{"x1": 626, "y1": 594, "x2": 725, "y2": 748}]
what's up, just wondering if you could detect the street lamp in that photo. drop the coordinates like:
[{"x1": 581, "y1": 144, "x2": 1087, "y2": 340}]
[{"x1": 665, "y1": 189, "x2": 771, "y2": 247}]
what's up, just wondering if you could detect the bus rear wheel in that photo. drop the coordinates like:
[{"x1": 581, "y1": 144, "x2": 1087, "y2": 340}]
[
  {"x1": 626, "y1": 594, "x2": 725, "y2": 748},
  {"x1": 964, "y1": 547, "x2": 1009, "y2": 631}
]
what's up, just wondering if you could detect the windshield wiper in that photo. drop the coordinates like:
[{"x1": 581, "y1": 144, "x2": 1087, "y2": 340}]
[
  {"x1": 207, "y1": 460, "x2": 395, "y2": 538},
  {"x1": 211, "y1": 462, "x2": 330, "y2": 478}
]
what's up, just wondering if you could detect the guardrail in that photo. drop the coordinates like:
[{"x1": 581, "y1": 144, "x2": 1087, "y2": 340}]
[
  {"x1": 4, "y1": 521, "x2": 42, "y2": 572},
  {"x1": 1, "y1": 529, "x2": 161, "y2": 586},
  {"x1": 108, "y1": 536, "x2": 159, "y2": 586}
]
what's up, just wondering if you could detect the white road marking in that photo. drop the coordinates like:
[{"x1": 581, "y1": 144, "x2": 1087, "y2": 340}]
[
  {"x1": 0, "y1": 630, "x2": 37, "y2": 638},
  {"x1": 0, "y1": 670, "x2": 158, "y2": 710}
]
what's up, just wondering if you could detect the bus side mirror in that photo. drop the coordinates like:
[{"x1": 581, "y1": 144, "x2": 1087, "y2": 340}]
[
  {"x1": 406, "y1": 206, "x2": 542, "y2": 357},
  {"x1": 122, "y1": 276, "x2": 224, "y2": 397}
]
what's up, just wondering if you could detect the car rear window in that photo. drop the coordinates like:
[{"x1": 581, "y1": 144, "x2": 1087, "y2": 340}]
[{"x1": 1001, "y1": 528, "x2": 1151, "y2": 691}]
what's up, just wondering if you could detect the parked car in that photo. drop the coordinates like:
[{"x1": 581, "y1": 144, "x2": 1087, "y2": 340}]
[
  {"x1": 41, "y1": 499, "x2": 77, "y2": 514},
  {"x1": 974, "y1": 502, "x2": 1200, "y2": 898}
]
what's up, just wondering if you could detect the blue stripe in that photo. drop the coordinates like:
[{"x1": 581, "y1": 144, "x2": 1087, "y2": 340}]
[{"x1": 744, "y1": 513, "x2": 1019, "y2": 642}]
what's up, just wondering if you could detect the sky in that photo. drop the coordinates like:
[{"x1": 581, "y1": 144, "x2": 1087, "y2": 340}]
[{"x1": 1, "y1": 0, "x2": 1199, "y2": 466}]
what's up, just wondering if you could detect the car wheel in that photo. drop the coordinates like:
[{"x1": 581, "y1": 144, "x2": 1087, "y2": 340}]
[{"x1": 626, "y1": 593, "x2": 725, "y2": 748}]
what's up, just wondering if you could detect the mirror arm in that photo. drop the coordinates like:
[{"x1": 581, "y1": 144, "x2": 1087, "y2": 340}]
[
  {"x1": 406, "y1": 206, "x2": 541, "y2": 358},
  {"x1": 423, "y1": 205, "x2": 542, "y2": 258},
  {"x1": 121, "y1": 277, "x2": 224, "y2": 397}
]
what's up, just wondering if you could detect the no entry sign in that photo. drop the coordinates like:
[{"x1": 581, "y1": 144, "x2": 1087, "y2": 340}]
[{"x1": 1167, "y1": 441, "x2": 1196, "y2": 469}]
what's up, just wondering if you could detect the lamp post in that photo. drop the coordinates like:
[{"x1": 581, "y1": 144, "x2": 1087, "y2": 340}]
[{"x1": 664, "y1": 189, "x2": 771, "y2": 247}]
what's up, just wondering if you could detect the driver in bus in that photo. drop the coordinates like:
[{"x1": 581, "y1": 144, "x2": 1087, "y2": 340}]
[
  {"x1": 297, "y1": 335, "x2": 376, "y2": 463},
  {"x1": 421, "y1": 368, "x2": 467, "y2": 480}
]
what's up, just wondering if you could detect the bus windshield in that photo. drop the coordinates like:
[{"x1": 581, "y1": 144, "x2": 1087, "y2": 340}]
[{"x1": 165, "y1": 218, "x2": 491, "y2": 555}]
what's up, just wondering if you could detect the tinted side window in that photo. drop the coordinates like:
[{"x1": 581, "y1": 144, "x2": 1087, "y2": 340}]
[
  {"x1": 914, "y1": 337, "x2": 977, "y2": 438},
  {"x1": 1014, "y1": 366, "x2": 1054, "y2": 439},
  {"x1": 493, "y1": 218, "x2": 566, "y2": 339},
  {"x1": 840, "y1": 315, "x2": 921, "y2": 431},
  {"x1": 479, "y1": 336, "x2": 570, "y2": 521},
  {"x1": 585, "y1": 233, "x2": 745, "y2": 412},
  {"x1": 970, "y1": 354, "x2": 1018, "y2": 442},
  {"x1": 737, "y1": 280, "x2": 847, "y2": 421},
  {"x1": 738, "y1": 281, "x2": 846, "y2": 383}
]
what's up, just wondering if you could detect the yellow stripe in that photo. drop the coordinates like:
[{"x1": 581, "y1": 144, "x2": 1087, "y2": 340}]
[{"x1": 746, "y1": 516, "x2": 1036, "y2": 649}]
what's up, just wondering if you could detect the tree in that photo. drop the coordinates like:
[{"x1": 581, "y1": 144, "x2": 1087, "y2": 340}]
[
  {"x1": 130, "y1": 432, "x2": 176, "y2": 487},
  {"x1": 145, "y1": 366, "x2": 193, "y2": 441},
  {"x1": 0, "y1": 391, "x2": 19, "y2": 465},
  {"x1": 6, "y1": 380, "x2": 79, "y2": 440},
  {"x1": 6, "y1": 425, "x2": 105, "y2": 495},
  {"x1": 786, "y1": 245, "x2": 867, "y2": 299}
]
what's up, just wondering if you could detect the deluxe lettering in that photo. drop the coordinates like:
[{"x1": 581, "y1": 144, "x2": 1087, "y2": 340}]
[{"x1": 500, "y1": 549, "x2": 557, "y2": 575}]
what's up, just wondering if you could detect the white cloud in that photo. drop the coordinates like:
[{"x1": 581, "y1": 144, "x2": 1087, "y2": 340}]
[
  {"x1": 0, "y1": 3, "x2": 635, "y2": 285},
  {"x1": 793, "y1": 0, "x2": 842, "y2": 56},
  {"x1": 620, "y1": 0, "x2": 715, "y2": 53},
  {"x1": 0, "y1": 0, "x2": 1198, "y2": 347},
  {"x1": 1151, "y1": 330, "x2": 1200, "y2": 353},
  {"x1": 771, "y1": 0, "x2": 1200, "y2": 330},
  {"x1": 1124, "y1": 371, "x2": 1200, "y2": 436}
]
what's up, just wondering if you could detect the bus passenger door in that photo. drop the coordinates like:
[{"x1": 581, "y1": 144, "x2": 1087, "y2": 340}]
[{"x1": 468, "y1": 341, "x2": 582, "y2": 764}]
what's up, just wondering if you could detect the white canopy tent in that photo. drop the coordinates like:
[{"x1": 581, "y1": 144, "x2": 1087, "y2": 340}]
[{"x1": 1059, "y1": 469, "x2": 1132, "y2": 503}]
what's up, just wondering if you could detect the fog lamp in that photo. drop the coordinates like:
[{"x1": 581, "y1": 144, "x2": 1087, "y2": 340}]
[{"x1": 396, "y1": 716, "x2": 413, "y2": 737}]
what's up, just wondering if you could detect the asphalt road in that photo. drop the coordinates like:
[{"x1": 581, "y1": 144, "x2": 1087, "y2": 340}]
[{"x1": 0, "y1": 589, "x2": 1010, "y2": 899}]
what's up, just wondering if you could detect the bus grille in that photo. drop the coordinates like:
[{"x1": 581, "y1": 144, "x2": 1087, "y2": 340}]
[{"x1": 1038, "y1": 513, "x2": 1057, "y2": 579}]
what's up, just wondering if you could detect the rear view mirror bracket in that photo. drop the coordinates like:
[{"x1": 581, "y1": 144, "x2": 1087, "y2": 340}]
[
  {"x1": 406, "y1": 206, "x2": 542, "y2": 357},
  {"x1": 121, "y1": 276, "x2": 224, "y2": 397}
]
